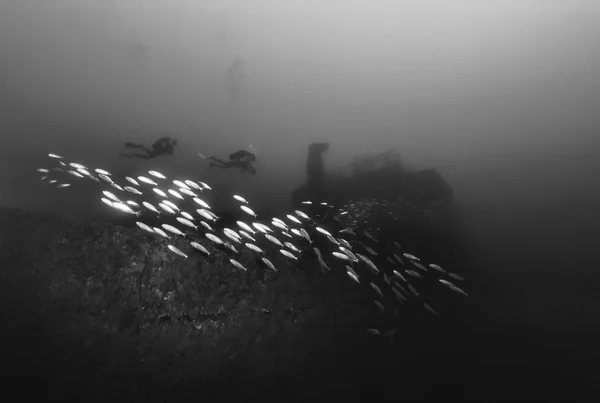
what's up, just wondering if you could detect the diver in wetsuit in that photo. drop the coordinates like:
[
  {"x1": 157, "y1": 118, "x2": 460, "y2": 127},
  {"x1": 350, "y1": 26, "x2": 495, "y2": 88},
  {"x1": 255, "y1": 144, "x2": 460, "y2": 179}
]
[
  {"x1": 205, "y1": 149, "x2": 257, "y2": 174},
  {"x1": 120, "y1": 137, "x2": 177, "y2": 159}
]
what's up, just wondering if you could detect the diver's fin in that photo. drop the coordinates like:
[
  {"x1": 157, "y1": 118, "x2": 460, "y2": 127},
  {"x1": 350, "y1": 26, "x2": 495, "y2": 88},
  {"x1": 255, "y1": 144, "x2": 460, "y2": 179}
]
[{"x1": 198, "y1": 152, "x2": 214, "y2": 159}]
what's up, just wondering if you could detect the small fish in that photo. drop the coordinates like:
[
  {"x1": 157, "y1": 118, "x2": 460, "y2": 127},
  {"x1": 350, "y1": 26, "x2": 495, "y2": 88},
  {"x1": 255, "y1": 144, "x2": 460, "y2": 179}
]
[
  {"x1": 392, "y1": 270, "x2": 407, "y2": 282},
  {"x1": 180, "y1": 211, "x2": 194, "y2": 221},
  {"x1": 138, "y1": 176, "x2": 158, "y2": 186},
  {"x1": 111, "y1": 182, "x2": 124, "y2": 192},
  {"x1": 95, "y1": 168, "x2": 111, "y2": 176},
  {"x1": 153, "y1": 227, "x2": 170, "y2": 239},
  {"x1": 68, "y1": 162, "x2": 87, "y2": 170},
  {"x1": 363, "y1": 245, "x2": 378, "y2": 256},
  {"x1": 448, "y1": 272, "x2": 464, "y2": 281},
  {"x1": 337, "y1": 238, "x2": 352, "y2": 249},
  {"x1": 315, "y1": 227, "x2": 332, "y2": 237},
  {"x1": 403, "y1": 253, "x2": 420, "y2": 261},
  {"x1": 190, "y1": 242, "x2": 210, "y2": 256},
  {"x1": 198, "y1": 181, "x2": 211, "y2": 190},
  {"x1": 142, "y1": 201, "x2": 160, "y2": 214},
  {"x1": 346, "y1": 265, "x2": 358, "y2": 277},
  {"x1": 339, "y1": 227, "x2": 355, "y2": 235},
  {"x1": 271, "y1": 221, "x2": 288, "y2": 230},
  {"x1": 332, "y1": 252, "x2": 352, "y2": 261},
  {"x1": 124, "y1": 186, "x2": 143, "y2": 195},
  {"x1": 167, "y1": 244, "x2": 187, "y2": 258},
  {"x1": 374, "y1": 301, "x2": 385, "y2": 313},
  {"x1": 196, "y1": 209, "x2": 218, "y2": 222},
  {"x1": 347, "y1": 271, "x2": 360, "y2": 283},
  {"x1": 236, "y1": 221, "x2": 255, "y2": 234},
  {"x1": 233, "y1": 194, "x2": 248, "y2": 204},
  {"x1": 424, "y1": 303, "x2": 440, "y2": 315},
  {"x1": 280, "y1": 249, "x2": 297, "y2": 260},
  {"x1": 168, "y1": 189, "x2": 184, "y2": 200},
  {"x1": 200, "y1": 221, "x2": 213, "y2": 231},
  {"x1": 300, "y1": 228, "x2": 312, "y2": 243},
  {"x1": 229, "y1": 259, "x2": 247, "y2": 271},
  {"x1": 261, "y1": 257, "x2": 276, "y2": 271},
  {"x1": 173, "y1": 180, "x2": 190, "y2": 189},
  {"x1": 411, "y1": 262, "x2": 428, "y2": 271},
  {"x1": 405, "y1": 270, "x2": 422, "y2": 280},
  {"x1": 98, "y1": 174, "x2": 113, "y2": 183},
  {"x1": 356, "y1": 253, "x2": 379, "y2": 274},
  {"x1": 158, "y1": 203, "x2": 176, "y2": 215},
  {"x1": 193, "y1": 197, "x2": 211, "y2": 209},
  {"x1": 112, "y1": 202, "x2": 140, "y2": 216},
  {"x1": 301, "y1": 201, "x2": 312, "y2": 205},
  {"x1": 286, "y1": 214, "x2": 302, "y2": 225},
  {"x1": 100, "y1": 198, "x2": 113, "y2": 207},
  {"x1": 184, "y1": 180, "x2": 203, "y2": 190},
  {"x1": 294, "y1": 210, "x2": 310, "y2": 220},
  {"x1": 449, "y1": 285, "x2": 468, "y2": 297},
  {"x1": 393, "y1": 241, "x2": 402, "y2": 249},
  {"x1": 67, "y1": 170, "x2": 84, "y2": 178},
  {"x1": 252, "y1": 222, "x2": 271, "y2": 234},
  {"x1": 223, "y1": 228, "x2": 242, "y2": 244},
  {"x1": 48, "y1": 153, "x2": 64, "y2": 159},
  {"x1": 280, "y1": 231, "x2": 292, "y2": 239},
  {"x1": 239, "y1": 230, "x2": 256, "y2": 242},
  {"x1": 393, "y1": 254, "x2": 405, "y2": 265},
  {"x1": 162, "y1": 200, "x2": 179, "y2": 211},
  {"x1": 392, "y1": 287, "x2": 407, "y2": 302},
  {"x1": 370, "y1": 283, "x2": 384, "y2": 297},
  {"x1": 125, "y1": 176, "x2": 140, "y2": 186},
  {"x1": 179, "y1": 187, "x2": 197, "y2": 197},
  {"x1": 162, "y1": 224, "x2": 185, "y2": 236},
  {"x1": 153, "y1": 188, "x2": 168, "y2": 198},
  {"x1": 272, "y1": 217, "x2": 286, "y2": 225},
  {"x1": 176, "y1": 217, "x2": 197, "y2": 229},
  {"x1": 205, "y1": 233, "x2": 224, "y2": 245},
  {"x1": 126, "y1": 200, "x2": 140, "y2": 208},
  {"x1": 136, "y1": 221, "x2": 155, "y2": 234},
  {"x1": 240, "y1": 205, "x2": 257, "y2": 218},
  {"x1": 148, "y1": 170, "x2": 166, "y2": 179},
  {"x1": 264, "y1": 234, "x2": 283, "y2": 247},
  {"x1": 290, "y1": 228, "x2": 303, "y2": 237},
  {"x1": 57, "y1": 183, "x2": 71, "y2": 188},
  {"x1": 102, "y1": 191, "x2": 120, "y2": 202},
  {"x1": 314, "y1": 247, "x2": 331, "y2": 271},
  {"x1": 366, "y1": 329, "x2": 380, "y2": 336},
  {"x1": 326, "y1": 234, "x2": 339, "y2": 245},
  {"x1": 439, "y1": 279, "x2": 456, "y2": 288},
  {"x1": 284, "y1": 242, "x2": 300, "y2": 253},
  {"x1": 245, "y1": 243, "x2": 264, "y2": 254}
]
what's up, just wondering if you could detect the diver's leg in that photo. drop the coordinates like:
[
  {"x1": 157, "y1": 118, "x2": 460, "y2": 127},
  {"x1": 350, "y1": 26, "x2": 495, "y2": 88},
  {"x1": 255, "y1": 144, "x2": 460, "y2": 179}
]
[{"x1": 208, "y1": 156, "x2": 227, "y2": 165}]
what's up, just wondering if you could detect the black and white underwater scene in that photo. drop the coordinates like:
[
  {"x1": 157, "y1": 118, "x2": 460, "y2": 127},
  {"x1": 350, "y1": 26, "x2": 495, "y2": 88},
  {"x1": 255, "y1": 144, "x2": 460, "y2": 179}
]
[{"x1": 1, "y1": 0, "x2": 599, "y2": 401}]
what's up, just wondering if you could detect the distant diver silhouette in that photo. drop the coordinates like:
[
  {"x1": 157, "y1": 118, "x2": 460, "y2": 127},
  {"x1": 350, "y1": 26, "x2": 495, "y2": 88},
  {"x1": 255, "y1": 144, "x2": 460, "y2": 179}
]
[
  {"x1": 120, "y1": 137, "x2": 177, "y2": 159},
  {"x1": 199, "y1": 149, "x2": 257, "y2": 174}
]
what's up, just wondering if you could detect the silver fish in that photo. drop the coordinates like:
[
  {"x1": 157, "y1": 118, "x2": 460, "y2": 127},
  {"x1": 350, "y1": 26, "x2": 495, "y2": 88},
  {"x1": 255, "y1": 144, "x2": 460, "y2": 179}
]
[
  {"x1": 356, "y1": 253, "x2": 379, "y2": 274},
  {"x1": 153, "y1": 227, "x2": 170, "y2": 239},
  {"x1": 68, "y1": 162, "x2": 87, "y2": 170},
  {"x1": 280, "y1": 249, "x2": 297, "y2": 260},
  {"x1": 176, "y1": 217, "x2": 197, "y2": 229},
  {"x1": 300, "y1": 228, "x2": 312, "y2": 243},
  {"x1": 193, "y1": 197, "x2": 211, "y2": 210},
  {"x1": 393, "y1": 254, "x2": 405, "y2": 265},
  {"x1": 173, "y1": 180, "x2": 190, "y2": 189},
  {"x1": 290, "y1": 228, "x2": 303, "y2": 237},
  {"x1": 332, "y1": 251, "x2": 352, "y2": 261},
  {"x1": 366, "y1": 329, "x2": 380, "y2": 336},
  {"x1": 229, "y1": 259, "x2": 247, "y2": 271},
  {"x1": 168, "y1": 244, "x2": 187, "y2": 258},
  {"x1": 142, "y1": 201, "x2": 160, "y2": 214},
  {"x1": 315, "y1": 227, "x2": 332, "y2": 237},
  {"x1": 284, "y1": 242, "x2": 300, "y2": 253},
  {"x1": 280, "y1": 231, "x2": 292, "y2": 239},
  {"x1": 370, "y1": 283, "x2": 384, "y2": 297},
  {"x1": 405, "y1": 270, "x2": 422, "y2": 280},
  {"x1": 198, "y1": 181, "x2": 211, "y2": 190},
  {"x1": 223, "y1": 228, "x2": 242, "y2": 244},
  {"x1": 100, "y1": 198, "x2": 113, "y2": 207},
  {"x1": 408, "y1": 284, "x2": 419, "y2": 298},
  {"x1": 374, "y1": 301, "x2": 385, "y2": 313},
  {"x1": 111, "y1": 182, "x2": 124, "y2": 192},
  {"x1": 236, "y1": 221, "x2": 255, "y2": 234},
  {"x1": 233, "y1": 194, "x2": 248, "y2": 204},
  {"x1": 239, "y1": 230, "x2": 256, "y2": 242},
  {"x1": 261, "y1": 257, "x2": 276, "y2": 271},
  {"x1": 286, "y1": 214, "x2": 302, "y2": 225},
  {"x1": 271, "y1": 221, "x2": 288, "y2": 230},
  {"x1": 102, "y1": 190, "x2": 120, "y2": 202},
  {"x1": 295, "y1": 210, "x2": 310, "y2": 220},
  {"x1": 205, "y1": 233, "x2": 224, "y2": 245},
  {"x1": 424, "y1": 303, "x2": 440, "y2": 315},
  {"x1": 179, "y1": 187, "x2": 197, "y2": 197},
  {"x1": 125, "y1": 176, "x2": 140, "y2": 186},
  {"x1": 148, "y1": 170, "x2": 166, "y2": 179},
  {"x1": 185, "y1": 180, "x2": 203, "y2": 190},
  {"x1": 326, "y1": 234, "x2": 339, "y2": 245},
  {"x1": 245, "y1": 243, "x2": 264, "y2": 254},
  {"x1": 112, "y1": 202, "x2": 139, "y2": 216},
  {"x1": 162, "y1": 224, "x2": 185, "y2": 236},
  {"x1": 240, "y1": 205, "x2": 257, "y2": 218},
  {"x1": 403, "y1": 253, "x2": 419, "y2": 261},
  {"x1": 190, "y1": 242, "x2": 210, "y2": 256},
  {"x1": 95, "y1": 168, "x2": 111, "y2": 176},
  {"x1": 448, "y1": 272, "x2": 464, "y2": 281},
  {"x1": 197, "y1": 209, "x2": 217, "y2": 222},
  {"x1": 98, "y1": 174, "x2": 113, "y2": 183},
  {"x1": 124, "y1": 186, "x2": 143, "y2": 195},
  {"x1": 347, "y1": 271, "x2": 360, "y2": 283},
  {"x1": 168, "y1": 189, "x2": 184, "y2": 200},
  {"x1": 392, "y1": 270, "x2": 407, "y2": 282},
  {"x1": 162, "y1": 200, "x2": 179, "y2": 211},
  {"x1": 411, "y1": 262, "x2": 428, "y2": 271},
  {"x1": 153, "y1": 188, "x2": 168, "y2": 198},
  {"x1": 264, "y1": 234, "x2": 283, "y2": 247},
  {"x1": 180, "y1": 211, "x2": 194, "y2": 221},
  {"x1": 252, "y1": 222, "x2": 271, "y2": 234},
  {"x1": 67, "y1": 170, "x2": 84, "y2": 178},
  {"x1": 301, "y1": 201, "x2": 312, "y2": 205},
  {"x1": 126, "y1": 200, "x2": 140, "y2": 208},
  {"x1": 138, "y1": 176, "x2": 158, "y2": 186},
  {"x1": 48, "y1": 153, "x2": 64, "y2": 159},
  {"x1": 449, "y1": 285, "x2": 468, "y2": 297},
  {"x1": 200, "y1": 221, "x2": 213, "y2": 231},
  {"x1": 158, "y1": 203, "x2": 176, "y2": 215},
  {"x1": 136, "y1": 221, "x2": 155, "y2": 234}
]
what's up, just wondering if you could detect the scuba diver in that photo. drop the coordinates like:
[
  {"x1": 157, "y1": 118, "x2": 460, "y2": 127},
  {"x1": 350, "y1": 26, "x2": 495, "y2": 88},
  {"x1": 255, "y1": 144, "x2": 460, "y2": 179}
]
[
  {"x1": 199, "y1": 149, "x2": 257, "y2": 174},
  {"x1": 120, "y1": 137, "x2": 177, "y2": 159}
]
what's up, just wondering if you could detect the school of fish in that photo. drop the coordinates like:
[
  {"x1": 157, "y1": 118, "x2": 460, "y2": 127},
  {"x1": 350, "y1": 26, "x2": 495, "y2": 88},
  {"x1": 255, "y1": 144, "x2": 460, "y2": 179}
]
[{"x1": 37, "y1": 152, "x2": 468, "y2": 339}]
